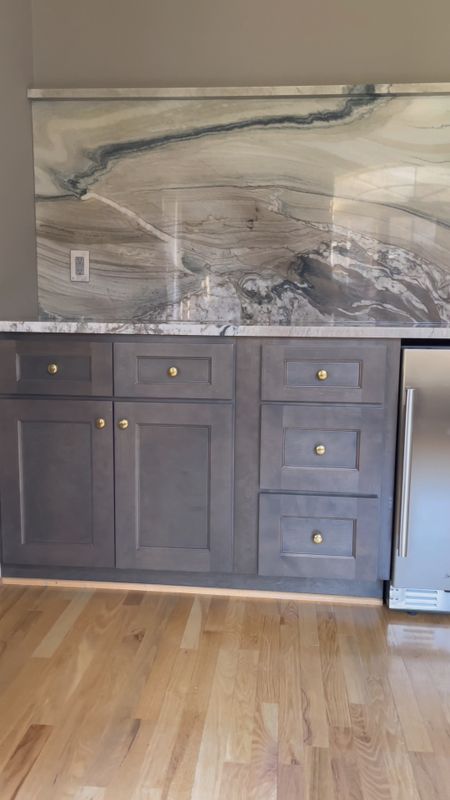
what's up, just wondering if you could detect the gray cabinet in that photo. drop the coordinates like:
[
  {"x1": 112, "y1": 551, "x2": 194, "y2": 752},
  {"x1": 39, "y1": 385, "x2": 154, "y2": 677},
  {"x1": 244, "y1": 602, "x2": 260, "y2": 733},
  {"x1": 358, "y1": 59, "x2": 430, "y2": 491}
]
[
  {"x1": 114, "y1": 401, "x2": 234, "y2": 572},
  {"x1": 0, "y1": 399, "x2": 115, "y2": 567},
  {"x1": 258, "y1": 339, "x2": 400, "y2": 582},
  {"x1": 0, "y1": 334, "x2": 400, "y2": 595}
]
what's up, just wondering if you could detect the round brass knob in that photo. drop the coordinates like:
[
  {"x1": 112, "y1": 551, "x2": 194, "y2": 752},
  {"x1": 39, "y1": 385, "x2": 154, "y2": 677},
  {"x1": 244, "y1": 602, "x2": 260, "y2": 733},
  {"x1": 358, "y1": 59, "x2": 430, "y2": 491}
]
[
  {"x1": 47, "y1": 363, "x2": 59, "y2": 375},
  {"x1": 118, "y1": 419, "x2": 129, "y2": 430},
  {"x1": 95, "y1": 418, "x2": 106, "y2": 430},
  {"x1": 315, "y1": 444, "x2": 326, "y2": 456},
  {"x1": 167, "y1": 366, "x2": 179, "y2": 378},
  {"x1": 317, "y1": 369, "x2": 328, "y2": 381},
  {"x1": 312, "y1": 531, "x2": 324, "y2": 545}
]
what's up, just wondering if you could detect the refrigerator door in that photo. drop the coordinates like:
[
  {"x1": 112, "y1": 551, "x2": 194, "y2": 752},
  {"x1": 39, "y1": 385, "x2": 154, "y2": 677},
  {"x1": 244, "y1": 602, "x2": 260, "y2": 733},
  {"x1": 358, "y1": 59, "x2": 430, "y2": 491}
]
[{"x1": 392, "y1": 348, "x2": 450, "y2": 591}]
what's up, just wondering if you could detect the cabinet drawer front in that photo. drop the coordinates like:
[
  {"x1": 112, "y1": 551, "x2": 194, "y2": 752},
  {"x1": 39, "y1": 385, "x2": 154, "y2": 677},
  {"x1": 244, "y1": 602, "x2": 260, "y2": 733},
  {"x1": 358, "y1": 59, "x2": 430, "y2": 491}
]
[
  {"x1": 259, "y1": 494, "x2": 379, "y2": 580},
  {"x1": 0, "y1": 340, "x2": 112, "y2": 396},
  {"x1": 115, "y1": 402, "x2": 234, "y2": 572},
  {"x1": 261, "y1": 404, "x2": 384, "y2": 494},
  {"x1": 261, "y1": 341, "x2": 388, "y2": 403},
  {"x1": 114, "y1": 342, "x2": 234, "y2": 399},
  {"x1": 0, "y1": 399, "x2": 115, "y2": 567}
]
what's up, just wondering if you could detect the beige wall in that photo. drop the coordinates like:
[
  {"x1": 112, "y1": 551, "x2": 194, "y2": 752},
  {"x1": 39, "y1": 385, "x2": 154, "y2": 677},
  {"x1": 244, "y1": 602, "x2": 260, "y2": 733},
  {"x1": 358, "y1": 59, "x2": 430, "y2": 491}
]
[
  {"x1": 0, "y1": 0, "x2": 37, "y2": 319},
  {"x1": 32, "y1": 0, "x2": 450, "y2": 87},
  {"x1": 2, "y1": 0, "x2": 450, "y2": 318}
]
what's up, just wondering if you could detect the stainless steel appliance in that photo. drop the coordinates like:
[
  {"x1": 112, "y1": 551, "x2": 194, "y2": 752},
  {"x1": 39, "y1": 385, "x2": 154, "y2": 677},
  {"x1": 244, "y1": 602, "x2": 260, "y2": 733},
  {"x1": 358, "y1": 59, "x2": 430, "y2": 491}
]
[{"x1": 389, "y1": 347, "x2": 450, "y2": 612}]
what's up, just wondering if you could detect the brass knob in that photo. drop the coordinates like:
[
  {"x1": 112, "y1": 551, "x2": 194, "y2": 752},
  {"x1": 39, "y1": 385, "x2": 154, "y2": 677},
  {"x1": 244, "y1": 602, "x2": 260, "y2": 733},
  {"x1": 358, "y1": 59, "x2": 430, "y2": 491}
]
[
  {"x1": 167, "y1": 366, "x2": 178, "y2": 378},
  {"x1": 47, "y1": 363, "x2": 59, "y2": 375},
  {"x1": 95, "y1": 418, "x2": 106, "y2": 430},
  {"x1": 312, "y1": 531, "x2": 324, "y2": 545},
  {"x1": 315, "y1": 444, "x2": 326, "y2": 456},
  {"x1": 118, "y1": 419, "x2": 129, "y2": 430},
  {"x1": 317, "y1": 369, "x2": 328, "y2": 381}
]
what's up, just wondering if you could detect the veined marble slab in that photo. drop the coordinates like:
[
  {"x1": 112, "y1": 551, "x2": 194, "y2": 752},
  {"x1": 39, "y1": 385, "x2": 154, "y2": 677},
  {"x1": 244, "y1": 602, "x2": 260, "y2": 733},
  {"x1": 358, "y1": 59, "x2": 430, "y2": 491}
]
[
  {"x1": 32, "y1": 86, "x2": 450, "y2": 325},
  {"x1": 2, "y1": 320, "x2": 450, "y2": 339}
]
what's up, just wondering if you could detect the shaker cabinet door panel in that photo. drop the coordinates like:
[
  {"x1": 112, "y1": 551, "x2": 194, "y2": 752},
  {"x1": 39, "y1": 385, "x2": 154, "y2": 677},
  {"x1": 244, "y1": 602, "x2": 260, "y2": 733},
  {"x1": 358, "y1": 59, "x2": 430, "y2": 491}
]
[
  {"x1": 115, "y1": 402, "x2": 234, "y2": 572},
  {"x1": 260, "y1": 404, "x2": 384, "y2": 494},
  {"x1": 261, "y1": 341, "x2": 388, "y2": 403},
  {"x1": 258, "y1": 494, "x2": 380, "y2": 580},
  {"x1": 0, "y1": 400, "x2": 115, "y2": 567}
]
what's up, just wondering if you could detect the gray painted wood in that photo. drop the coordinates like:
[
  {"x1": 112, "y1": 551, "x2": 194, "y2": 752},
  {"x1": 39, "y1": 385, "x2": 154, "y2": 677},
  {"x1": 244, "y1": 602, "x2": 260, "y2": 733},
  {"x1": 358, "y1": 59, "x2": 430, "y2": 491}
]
[
  {"x1": 261, "y1": 340, "x2": 390, "y2": 403},
  {"x1": 0, "y1": 339, "x2": 112, "y2": 395},
  {"x1": 258, "y1": 494, "x2": 380, "y2": 580},
  {"x1": 377, "y1": 339, "x2": 401, "y2": 578},
  {"x1": 260, "y1": 403, "x2": 384, "y2": 494},
  {"x1": 233, "y1": 339, "x2": 261, "y2": 574},
  {"x1": 114, "y1": 341, "x2": 235, "y2": 399},
  {"x1": 1, "y1": 564, "x2": 384, "y2": 599},
  {"x1": 0, "y1": 399, "x2": 115, "y2": 567},
  {"x1": 115, "y1": 401, "x2": 234, "y2": 572}
]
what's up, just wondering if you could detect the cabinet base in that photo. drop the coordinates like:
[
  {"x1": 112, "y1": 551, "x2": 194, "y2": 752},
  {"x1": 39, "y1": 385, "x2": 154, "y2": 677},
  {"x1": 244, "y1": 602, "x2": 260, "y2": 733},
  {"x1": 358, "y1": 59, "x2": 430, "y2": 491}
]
[{"x1": 1, "y1": 565, "x2": 383, "y2": 601}]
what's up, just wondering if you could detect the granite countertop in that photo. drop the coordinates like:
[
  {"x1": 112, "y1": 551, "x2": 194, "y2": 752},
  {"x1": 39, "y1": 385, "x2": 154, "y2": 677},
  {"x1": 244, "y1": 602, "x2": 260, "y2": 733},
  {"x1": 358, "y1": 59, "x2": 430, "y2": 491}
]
[{"x1": 1, "y1": 321, "x2": 450, "y2": 338}]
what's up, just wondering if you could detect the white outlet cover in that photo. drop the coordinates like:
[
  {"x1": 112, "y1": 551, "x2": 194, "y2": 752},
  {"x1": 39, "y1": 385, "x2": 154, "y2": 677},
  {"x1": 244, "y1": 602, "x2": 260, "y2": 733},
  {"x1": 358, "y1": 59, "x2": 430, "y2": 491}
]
[{"x1": 70, "y1": 250, "x2": 90, "y2": 282}]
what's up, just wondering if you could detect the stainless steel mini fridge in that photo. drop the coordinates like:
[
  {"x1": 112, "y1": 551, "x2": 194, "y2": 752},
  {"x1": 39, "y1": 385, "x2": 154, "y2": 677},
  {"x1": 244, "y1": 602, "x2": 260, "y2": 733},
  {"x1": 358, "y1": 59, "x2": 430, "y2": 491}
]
[{"x1": 389, "y1": 347, "x2": 450, "y2": 612}]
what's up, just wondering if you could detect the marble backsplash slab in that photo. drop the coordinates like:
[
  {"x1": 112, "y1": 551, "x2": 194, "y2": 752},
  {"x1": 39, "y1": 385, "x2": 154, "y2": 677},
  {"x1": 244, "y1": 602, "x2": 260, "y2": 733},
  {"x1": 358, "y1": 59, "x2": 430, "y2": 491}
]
[{"x1": 31, "y1": 84, "x2": 450, "y2": 325}]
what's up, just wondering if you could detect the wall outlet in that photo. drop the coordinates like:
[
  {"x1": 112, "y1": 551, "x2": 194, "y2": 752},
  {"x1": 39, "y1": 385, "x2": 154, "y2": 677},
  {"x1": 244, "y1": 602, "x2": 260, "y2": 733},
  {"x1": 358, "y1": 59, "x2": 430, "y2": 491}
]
[{"x1": 70, "y1": 250, "x2": 90, "y2": 282}]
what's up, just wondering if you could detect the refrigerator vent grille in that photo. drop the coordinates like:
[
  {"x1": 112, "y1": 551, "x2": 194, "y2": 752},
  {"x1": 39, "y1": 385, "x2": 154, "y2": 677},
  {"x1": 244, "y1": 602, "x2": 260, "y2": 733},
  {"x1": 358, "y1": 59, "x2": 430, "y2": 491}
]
[
  {"x1": 388, "y1": 586, "x2": 444, "y2": 611},
  {"x1": 403, "y1": 589, "x2": 439, "y2": 609}
]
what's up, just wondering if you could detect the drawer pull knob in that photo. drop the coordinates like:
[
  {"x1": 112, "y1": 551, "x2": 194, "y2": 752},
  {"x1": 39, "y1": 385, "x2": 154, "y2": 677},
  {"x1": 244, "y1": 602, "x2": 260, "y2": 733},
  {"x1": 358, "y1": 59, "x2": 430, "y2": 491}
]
[
  {"x1": 317, "y1": 369, "x2": 328, "y2": 381},
  {"x1": 312, "y1": 531, "x2": 324, "y2": 545},
  {"x1": 167, "y1": 366, "x2": 179, "y2": 378},
  {"x1": 95, "y1": 418, "x2": 106, "y2": 430},
  {"x1": 47, "y1": 363, "x2": 59, "y2": 375},
  {"x1": 118, "y1": 419, "x2": 129, "y2": 430},
  {"x1": 315, "y1": 444, "x2": 326, "y2": 456}
]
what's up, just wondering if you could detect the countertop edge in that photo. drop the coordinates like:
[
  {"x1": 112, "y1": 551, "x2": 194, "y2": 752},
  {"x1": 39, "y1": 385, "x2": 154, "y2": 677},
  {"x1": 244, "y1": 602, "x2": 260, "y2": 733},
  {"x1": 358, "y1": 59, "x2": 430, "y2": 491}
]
[
  {"x1": 27, "y1": 82, "x2": 450, "y2": 100},
  {"x1": 1, "y1": 321, "x2": 450, "y2": 339}
]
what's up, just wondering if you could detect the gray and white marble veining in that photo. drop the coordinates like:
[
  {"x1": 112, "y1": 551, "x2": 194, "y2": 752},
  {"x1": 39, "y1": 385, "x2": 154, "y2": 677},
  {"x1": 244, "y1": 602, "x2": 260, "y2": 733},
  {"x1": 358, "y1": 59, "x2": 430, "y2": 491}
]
[
  {"x1": 2, "y1": 320, "x2": 450, "y2": 339},
  {"x1": 31, "y1": 85, "x2": 450, "y2": 325}
]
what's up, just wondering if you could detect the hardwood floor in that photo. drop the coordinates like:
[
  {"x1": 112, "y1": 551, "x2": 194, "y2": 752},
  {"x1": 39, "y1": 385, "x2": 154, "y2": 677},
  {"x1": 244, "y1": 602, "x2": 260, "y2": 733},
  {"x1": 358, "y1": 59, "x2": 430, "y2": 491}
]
[{"x1": 0, "y1": 584, "x2": 449, "y2": 799}]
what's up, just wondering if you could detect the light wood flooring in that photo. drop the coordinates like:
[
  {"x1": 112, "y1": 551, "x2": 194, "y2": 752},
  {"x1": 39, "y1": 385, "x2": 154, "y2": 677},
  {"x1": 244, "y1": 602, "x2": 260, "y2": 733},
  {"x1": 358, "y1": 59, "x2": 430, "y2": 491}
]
[{"x1": 0, "y1": 584, "x2": 449, "y2": 799}]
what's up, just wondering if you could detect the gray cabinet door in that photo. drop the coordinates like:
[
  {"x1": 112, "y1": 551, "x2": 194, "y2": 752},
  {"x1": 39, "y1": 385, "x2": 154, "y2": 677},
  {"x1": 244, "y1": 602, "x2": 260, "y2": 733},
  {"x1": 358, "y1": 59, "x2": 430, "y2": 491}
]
[
  {"x1": 115, "y1": 402, "x2": 234, "y2": 572},
  {"x1": 259, "y1": 494, "x2": 380, "y2": 580},
  {"x1": 260, "y1": 403, "x2": 384, "y2": 494},
  {"x1": 0, "y1": 399, "x2": 115, "y2": 567}
]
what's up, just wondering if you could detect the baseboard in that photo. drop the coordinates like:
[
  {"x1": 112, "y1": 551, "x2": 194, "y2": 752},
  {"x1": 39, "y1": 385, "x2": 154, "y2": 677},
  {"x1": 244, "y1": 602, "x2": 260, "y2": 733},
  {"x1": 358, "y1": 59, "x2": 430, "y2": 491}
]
[{"x1": 0, "y1": 576, "x2": 383, "y2": 605}]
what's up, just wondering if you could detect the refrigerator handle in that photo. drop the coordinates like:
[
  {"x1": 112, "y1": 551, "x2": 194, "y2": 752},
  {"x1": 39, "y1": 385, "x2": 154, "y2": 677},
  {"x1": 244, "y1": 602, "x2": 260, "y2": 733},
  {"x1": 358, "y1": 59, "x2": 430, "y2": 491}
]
[{"x1": 398, "y1": 387, "x2": 415, "y2": 558}]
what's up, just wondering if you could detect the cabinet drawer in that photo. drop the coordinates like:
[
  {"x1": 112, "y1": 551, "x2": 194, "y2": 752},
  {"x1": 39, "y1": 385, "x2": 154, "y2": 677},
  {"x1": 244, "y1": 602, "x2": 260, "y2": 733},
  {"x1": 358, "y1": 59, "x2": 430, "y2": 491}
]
[
  {"x1": 0, "y1": 340, "x2": 112, "y2": 396},
  {"x1": 259, "y1": 494, "x2": 379, "y2": 580},
  {"x1": 261, "y1": 404, "x2": 384, "y2": 494},
  {"x1": 114, "y1": 342, "x2": 235, "y2": 399},
  {"x1": 261, "y1": 341, "x2": 388, "y2": 403}
]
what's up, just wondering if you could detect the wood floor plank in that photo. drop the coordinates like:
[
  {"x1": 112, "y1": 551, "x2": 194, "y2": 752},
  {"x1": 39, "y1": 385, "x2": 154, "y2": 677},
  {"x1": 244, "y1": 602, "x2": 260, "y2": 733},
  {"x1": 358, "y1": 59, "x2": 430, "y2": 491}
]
[
  {"x1": 0, "y1": 723, "x2": 53, "y2": 800},
  {"x1": 32, "y1": 590, "x2": 94, "y2": 658},
  {"x1": 0, "y1": 585, "x2": 448, "y2": 800}
]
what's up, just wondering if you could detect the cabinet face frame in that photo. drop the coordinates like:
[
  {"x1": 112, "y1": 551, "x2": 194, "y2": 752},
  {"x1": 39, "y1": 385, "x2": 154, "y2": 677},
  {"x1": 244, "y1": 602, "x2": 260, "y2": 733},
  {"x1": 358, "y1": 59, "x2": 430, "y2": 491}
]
[
  {"x1": 114, "y1": 401, "x2": 234, "y2": 572},
  {"x1": 0, "y1": 399, "x2": 115, "y2": 567}
]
